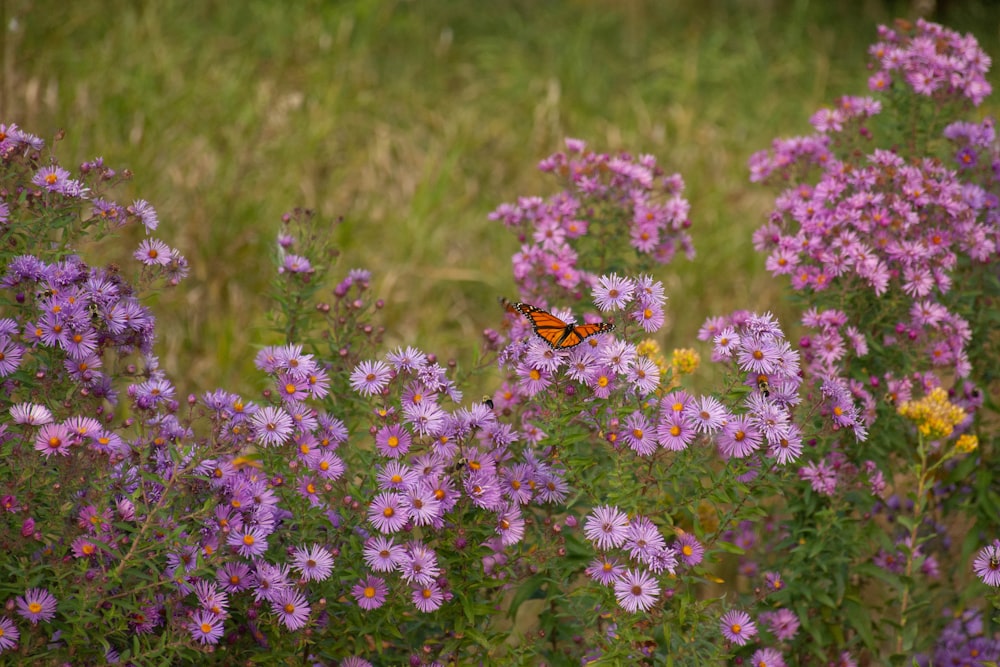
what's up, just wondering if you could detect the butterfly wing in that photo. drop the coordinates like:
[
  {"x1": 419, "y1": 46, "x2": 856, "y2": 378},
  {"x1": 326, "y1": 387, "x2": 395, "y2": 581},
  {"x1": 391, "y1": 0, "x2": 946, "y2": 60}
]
[
  {"x1": 514, "y1": 303, "x2": 614, "y2": 350},
  {"x1": 562, "y1": 322, "x2": 616, "y2": 348},
  {"x1": 498, "y1": 296, "x2": 519, "y2": 315}
]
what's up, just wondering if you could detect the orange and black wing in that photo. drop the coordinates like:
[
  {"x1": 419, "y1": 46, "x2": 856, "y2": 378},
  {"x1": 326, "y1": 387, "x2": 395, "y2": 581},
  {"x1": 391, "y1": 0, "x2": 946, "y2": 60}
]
[
  {"x1": 498, "y1": 296, "x2": 520, "y2": 315},
  {"x1": 514, "y1": 302, "x2": 614, "y2": 350},
  {"x1": 560, "y1": 321, "x2": 616, "y2": 348}
]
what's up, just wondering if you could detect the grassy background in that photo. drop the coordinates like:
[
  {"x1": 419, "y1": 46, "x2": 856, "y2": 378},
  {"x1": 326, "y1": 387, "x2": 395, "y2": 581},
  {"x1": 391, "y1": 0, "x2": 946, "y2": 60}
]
[{"x1": 3, "y1": 0, "x2": 1000, "y2": 398}]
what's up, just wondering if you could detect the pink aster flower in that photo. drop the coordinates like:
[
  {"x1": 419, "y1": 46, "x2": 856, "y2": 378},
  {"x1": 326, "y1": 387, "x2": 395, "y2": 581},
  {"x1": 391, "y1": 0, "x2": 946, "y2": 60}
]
[
  {"x1": 10, "y1": 402, "x2": 54, "y2": 426},
  {"x1": 352, "y1": 576, "x2": 388, "y2": 611},
  {"x1": 363, "y1": 536, "x2": 406, "y2": 573},
  {"x1": 228, "y1": 526, "x2": 269, "y2": 558},
  {"x1": 584, "y1": 505, "x2": 630, "y2": 550},
  {"x1": 189, "y1": 610, "x2": 224, "y2": 644},
  {"x1": 613, "y1": 568, "x2": 659, "y2": 612},
  {"x1": 34, "y1": 423, "x2": 72, "y2": 458},
  {"x1": 0, "y1": 616, "x2": 19, "y2": 653},
  {"x1": 720, "y1": 609, "x2": 757, "y2": 646},
  {"x1": 411, "y1": 581, "x2": 445, "y2": 612},
  {"x1": 291, "y1": 544, "x2": 334, "y2": 582},
  {"x1": 16, "y1": 587, "x2": 57, "y2": 624},
  {"x1": 368, "y1": 492, "x2": 409, "y2": 533},
  {"x1": 350, "y1": 360, "x2": 393, "y2": 396},
  {"x1": 249, "y1": 405, "x2": 294, "y2": 447},
  {"x1": 973, "y1": 542, "x2": 1000, "y2": 587},
  {"x1": 270, "y1": 588, "x2": 310, "y2": 630}
]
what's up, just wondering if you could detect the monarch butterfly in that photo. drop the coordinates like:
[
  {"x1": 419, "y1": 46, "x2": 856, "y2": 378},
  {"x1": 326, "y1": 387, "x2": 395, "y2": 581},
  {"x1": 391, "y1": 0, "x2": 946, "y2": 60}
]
[{"x1": 502, "y1": 298, "x2": 614, "y2": 350}]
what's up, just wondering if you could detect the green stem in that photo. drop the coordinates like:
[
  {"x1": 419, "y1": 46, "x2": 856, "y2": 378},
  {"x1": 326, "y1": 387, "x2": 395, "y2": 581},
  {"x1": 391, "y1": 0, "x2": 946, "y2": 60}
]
[{"x1": 896, "y1": 432, "x2": 929, "y2": 654}]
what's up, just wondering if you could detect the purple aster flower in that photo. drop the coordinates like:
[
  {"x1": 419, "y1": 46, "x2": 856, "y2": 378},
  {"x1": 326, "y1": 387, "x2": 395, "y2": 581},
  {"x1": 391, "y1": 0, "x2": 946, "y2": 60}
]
[
  {"x1": 646, "y1": 545, "x2": 679, "y2": 575},
  {"x1": 586, "y1": 557, "x2": 625, "y2": 585},
  {"x1": 631, "y1": 301, "x2": 665, "y2": 332},
  {"x1": 799, "y1": 461, "x2": 838, "y2": 496},
  {"x1": 464, "y1": 470, "x2": 505, "y2": 511},
  {"x1": 291, "y1": 544, "x2": 335, "y2": 582},
  {"x1": 16, "y1": 587, "x2": 57, "y2": 624},
  {"x1": 134, "y1": 238, "x2": 172, "y2": 266},
  {"x1": 34, "y1": 423, "x2": 72, "y2": 458},
  {"x1": 352, "y1": 576, "x2": 388, "y2": 611},
  {"x1": 623, "y1": 412, "x2": 657, "y2": 456},
  {"x1": 411, "y1": 581, "x2": 445, "y2": 612},
  {"x1": 404, "y1": 399, "x2": 447, "y2": 437},
  {"x1": 32, "y1": 165, "x2": 72, "y2": 192},
  {"x1": 496, "y1": 502, "x2": 526, "y2": 546},
  {"x1": 368, "y1": 492, "x2": 409, "y2": 533},
  {"x1": 350, "y1": 360, "x2": 393, "y2": 396},
  {"x1": 737, "y1": 336, "x2": 779, "y2": 375},
  {"x1": 194, "y1": 580, "x2": 229, "y2": 617},
  {"x1": 249, "y1": 406, "x2": 294, "y2": 447},
  {"x1": 10, "y1": 402, "x2": 54, "y2": 426},
  {"x1": 613, "y1": 568, "x2": 659, "y2": 612},
  {"x1": 0, "y1": 616, "x2": 19, "y2": 653},
  {"x1": 363, "y1": 536, "x2": 406, "y2": 573},
  {"x1": 188, "y1": 610, "x2": 224, "y2": 645},
  {"x1": 584, "y1": 505, "x2": 630, "y2": 550},
  {"x1": 128, "y1": 199, "x2": 159, "y2": 231},
  {"x1": 341, "y1": 658, "x2": 374, "y2": 667},
  {"x1": 403, "y1": 485, "x2": 442, "y2": 527},
  {"x1": 314, "y1": 451, "x2": 346, "y2": 480},
  {"x1": 515, "y1": 362, "x2": 552, "y2": 398},
  {"x1": 657, "y1": 412, "x2": 697, "y2": 451},
  {"x1": 228, "y1": 525, "x2": 269, "y2": 558},
  {"x1": 717, "y1": 415, "x2": 763, "y2": 459},
  {"x1": 270, "y1": 588, "x2": 310, "y2": 630},
  {"x1": 763, "y1": 571, "x2": 785, "y2": 592},
  {"x1": 769, "y1": 423, "x2": 804, "y2": 464},
  {"x1": 386, "y1": 346, "x2": 428, "y2": 372},
  {"x1": 501, "y1": 463, "x2": 534, "y2": 505},
  {"x1": 625, "y1": 516, "x2": 666, "y2": 562},
  {"x1": 400, "y1": 541, "x2": 441, "y2": 586},
  {"x1": 252, "y1": 561, "x2": 291, "y2": 603},
  {"x1": 628, "y1": 356, "x2": 661, "y2": 394},
  {"x1": 376, "y1": 461, "x2": 420, "y2": 491},
  {"x1": 973, "y1": 543, "x2": 1000, "y2": 587},
  {"x1": 760, "y1": 608, "x2": 800, "y2": 641},
  {"x1": 684, "y1": 395, "x2": 728, "y2": 434},
  {"x1": 375, "y1": 424, "x2": 412, "y2": 458},
  {"x1": 720, "y1": 609, "x2": 757, "y2": 646},
  {"x1": 280, "y1": 254, "x2": 312, "y2": 274},
  {"x1": 593, "y1": 273, "x2": 635, "y2": 311},
  {"x1": 750, "y1": 648, "x2": 785, "y2": 667},
  {"x1": 71, "y1": 536, "x2": 98, "y2": 559},
  {"x1": 676, "y1": 533, "x2": 704, "y2": 567},
  {"x1": 0, "y1": 336, "x2": 23, "y2": 377},
  {"x1": 218, "y1": 562, "x2": 254, "y2": 593}
]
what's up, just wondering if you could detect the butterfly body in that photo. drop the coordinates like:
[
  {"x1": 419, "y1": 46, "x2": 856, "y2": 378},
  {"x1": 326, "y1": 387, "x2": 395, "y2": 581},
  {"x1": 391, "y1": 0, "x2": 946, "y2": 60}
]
[{"x1": 501, "y1": 298, "x2": 614, "y2": 350}]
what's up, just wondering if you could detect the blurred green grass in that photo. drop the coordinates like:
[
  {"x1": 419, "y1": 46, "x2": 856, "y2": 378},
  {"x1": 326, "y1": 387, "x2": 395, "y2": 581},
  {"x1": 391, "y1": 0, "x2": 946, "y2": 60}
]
[{"x1": 4, "y1": 0, "x2": 1000, "y2": 398}]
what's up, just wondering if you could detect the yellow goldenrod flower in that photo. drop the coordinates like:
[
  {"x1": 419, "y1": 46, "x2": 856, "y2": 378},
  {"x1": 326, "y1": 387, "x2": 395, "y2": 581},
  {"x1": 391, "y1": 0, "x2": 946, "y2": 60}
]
[
  {"x1": 954, "y1": 434, "x2": 979, "y2": 454},
  {"x1": 671, "y1": 348, "x2": 700, "y2": 375},
  {"x1": 897, "y1": 387, "x2": 967, "y2": 440}
]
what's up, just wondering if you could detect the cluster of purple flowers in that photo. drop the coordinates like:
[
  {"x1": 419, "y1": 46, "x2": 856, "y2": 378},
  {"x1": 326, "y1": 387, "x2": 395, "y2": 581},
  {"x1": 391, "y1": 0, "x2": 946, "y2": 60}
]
[
  {"x1": 917, "y1": 609, "x2": 1000, "y2": 666},
  {"x1": 489, "y1": 138, "x2": 693, "y2": 304},
  {"x1": 696, "y1": 311, "x2": 814, "y2": 463},
  {"x1": 0, "y1": 588, "x2": 58, "y2": 655},
  {"x1": 495, "y1": 275, "x2": 666, "y2": 411},
  {"x1": 867, "y1": 19, "x2": 992, "y2": 105},
  {"x1": 752, "y1": 146, "x2": 987, "y2": 377},
  {"x1": 0, "y1": 254, "x2": 165, "y2": 397},
  {"x1": 582, "y1": 506, "x2": 694, "y2": 612},
  {"x1": 349, "y1": 344, "x2": 573, "y2": 610}
]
